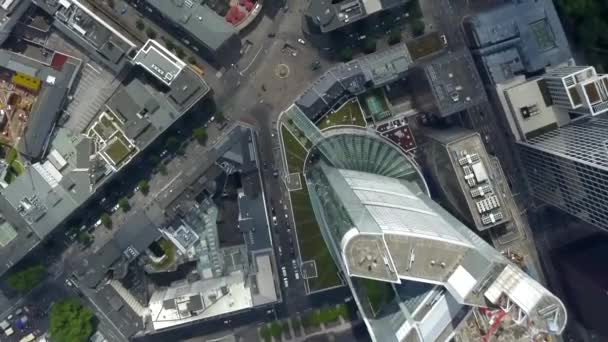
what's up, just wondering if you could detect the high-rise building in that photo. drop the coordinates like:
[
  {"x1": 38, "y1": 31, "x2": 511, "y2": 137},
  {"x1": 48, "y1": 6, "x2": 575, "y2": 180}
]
[
  {"x1": 303, "y1": 127, "x2": 566, "y2": 342},
  {"x1": 543, "y1": 66, "x2": 608, "y2": 115},
  {"x1": 495, "y1": 65, "x2": 608, "y2": 231}
]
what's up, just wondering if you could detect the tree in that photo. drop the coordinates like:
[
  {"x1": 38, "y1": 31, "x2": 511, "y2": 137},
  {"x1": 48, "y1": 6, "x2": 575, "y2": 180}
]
[
  {"x1": 100, "y1": 213, "x2": 112, "y2": 228},
  {"x1": 146, "y1": 28, "x2": 157, "y2": 39},
  {"x1": 118, "y1": 197, "x2": 130, "y2": 212},
  {"x1": 411, "y1": 19, "x2": 425, "y2": 37},
  {"x1": 138, "y1": 180, "x2": 150, "y2": 195},
  {"x1": 215, "y1": 111, "x2": 226, "y2": 123},
  {"x1": 107, "y1": 0, "x2": 114, "y2": 9},
  {"x1": 174, "y1": 46, "x2": 185, "y2": 59},
  {"x1": 339, "y1": 47, "x2": 353, "y2": 62},
  {"x1": 187, "y1": 56, "x2": 197, "y2": 65},
  {"x1": 6, "y1": 265, "x2": 45, "y2": 293},
  {"x1": 165, "y1": 136, "x2": 180, "y2": 152},
  {"x1": 135, "y1": 19, "x2": 145, "y2": 31},
  {"x1": 164, "y1": 39, "x2": 175, "y2": 51},
  {"x1": 363, "y1": 38, "x2": 377, "y2": 54},
  {"x1": 148, "y1": 155, "x2": 160, "y2": 167},
  {"x1": 388, "y1": 30, "x2": 402, "y2": 45},
  {"x1": 78, "y1": 232, "x2": 92, "y2": 246},
  {"x1": 50, "y1": 299, "x2": 94, "y2": 342},
  {"x1": 193, "y1": 127, "x2": 208, "y2": 145}
]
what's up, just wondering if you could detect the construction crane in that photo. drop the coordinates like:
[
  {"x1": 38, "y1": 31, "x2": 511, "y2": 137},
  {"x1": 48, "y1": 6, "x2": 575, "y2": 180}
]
[{"x1": 479, "y1": 307, "x2": 507, "y2": 342}]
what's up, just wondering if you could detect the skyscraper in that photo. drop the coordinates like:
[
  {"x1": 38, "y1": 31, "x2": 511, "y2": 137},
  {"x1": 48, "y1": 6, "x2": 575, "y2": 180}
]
[
  {"x1": 496, "y1": 65, "x2": 608, "y2": 231},
  {"x1": 303, "y1": 127, "x2": 566, "y2": 342}
]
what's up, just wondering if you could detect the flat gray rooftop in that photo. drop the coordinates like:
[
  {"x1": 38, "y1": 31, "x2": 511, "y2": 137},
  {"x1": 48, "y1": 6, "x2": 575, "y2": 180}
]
[
  {"x1": 423, "y1": 50, "x2": 485, "y2": 117},
  {"x1": 464, "y1": 0, "x2": 571, "y2": 83},
  {"x1": 133, "y1": 40, "x2": 186, "y2": 86},
  {"x1": 144, "y1": 0, "x2": 236, "y2": 52}
]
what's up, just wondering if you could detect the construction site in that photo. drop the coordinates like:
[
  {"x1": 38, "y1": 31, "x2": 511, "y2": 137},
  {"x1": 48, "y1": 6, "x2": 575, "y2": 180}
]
[{"x1": 0, "y1": 68, "x2": 37, "y2": 149}]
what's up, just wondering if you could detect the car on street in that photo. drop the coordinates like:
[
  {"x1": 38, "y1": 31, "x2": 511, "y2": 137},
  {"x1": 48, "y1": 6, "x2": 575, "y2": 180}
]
[
  {"x1": 278, "y1": 246, "x2": 283, "y2": 256},
  {"x1": 111, "y1": 203, "x2": 120, "y2": 213},
  {"x1": 297, "y1": 38, "x2": 306, "y2": 45},
  {"x1": 283, "y1": 277, "x2": 289, "y2": 288},
  {"x1": 272, "y1": 215, "x2": 277, "y2": 225},
  {"x1": 281, "y1": 266, "x2": 287, "y2": 277}
]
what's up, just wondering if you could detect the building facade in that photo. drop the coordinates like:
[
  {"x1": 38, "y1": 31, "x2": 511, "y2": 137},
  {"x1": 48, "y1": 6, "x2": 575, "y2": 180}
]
[
  {"x1": 303, "y1": 127, "x2": 566, "y2": 341},
  {"x1": 495, "y1": 65, "x2": 608, "y2": 231}
]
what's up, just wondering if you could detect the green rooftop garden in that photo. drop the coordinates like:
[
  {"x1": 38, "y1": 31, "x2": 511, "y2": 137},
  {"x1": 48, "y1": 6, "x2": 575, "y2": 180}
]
[{"x1": 317, "y1": 100, "x2": 366, "y2": 130}]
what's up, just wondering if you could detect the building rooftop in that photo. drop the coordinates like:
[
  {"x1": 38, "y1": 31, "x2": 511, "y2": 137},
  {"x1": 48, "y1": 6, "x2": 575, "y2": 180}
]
[
  {"x1": 144, "y1": 0, "x2": 237, "y2": 52},
  {"x1": 77, "y1": 211, "x2": 161, "y2": 288},
  {"x1": 0, "y1": 0, "x2": 30, "y2": 46},
  {"x1": 149, "y1": 271, "x2": 252, "y2": 331},
  {"x1": 0, "y1": 43, "x2": 208, "y2": 276},
  {"x1": 0, "y1": 49, "x2": 81, "y2": 159},
  {"x1": 306, "y1": 0, "x2": 408, "y2": 33},
  {"x1": 295, "y1": 43, "x2": 413, "y2": 121},
  {"x1": 464, "y1": 0, "x2": 570, "y2": 84},
  {"x1": 422, "y1": 50, "x2": 485, "y2": 117},
  {"x1": 306, "y1": 160, "x2": 567, "y2": 335},
  {"x1": 423, "y1": 129, "x2": 511, "y2": 231},
  {"x1": 36, "y1": 0, "x2": 136, "y2": 73},
  {"x1": 133, "y1": 40, "x2": 186, "y2": 87},
  {"x1": 496, "y1": 75, "x2": 572, "y2": 141}
]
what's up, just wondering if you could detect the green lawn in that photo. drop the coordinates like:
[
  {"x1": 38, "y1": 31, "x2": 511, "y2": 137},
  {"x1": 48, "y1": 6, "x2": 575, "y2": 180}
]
[
  {"x1": 301, "y1": 305, "x2": 347, "y2": 328},
  {"x1": 10, "y1": 160, "x2": 24, "y2": 175},
  {"x1": 281, "y1": 124, "x2": 341, "y2": 292},
  {"x1": 105, "y1": 137, "x2": 132, "y2": 165},
  {"x1": 281, "y1": 125, "x2": 307, "y2": 174},
  {"x1": 317, "y1": 100, "x2": 366, "y2": 130},
  {"x1": 289, "y1": 183, "x2": 341, "y2": 291},
  {"x1": 151, "y1": 239, "x2": 175, "y2": 270}
]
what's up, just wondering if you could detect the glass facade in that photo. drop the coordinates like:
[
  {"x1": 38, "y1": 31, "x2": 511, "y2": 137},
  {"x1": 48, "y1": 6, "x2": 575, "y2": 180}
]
[
  {"x1": 303, "y1": 127, "x2": 567, "y2": 341},
  {"x1": 520, "y1": 115, "x2": 608, "y2": 230}
]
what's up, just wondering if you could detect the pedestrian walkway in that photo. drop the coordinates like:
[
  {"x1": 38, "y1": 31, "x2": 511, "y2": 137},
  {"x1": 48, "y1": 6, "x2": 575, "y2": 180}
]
[{"x1": 258, "y1": 307, "x2": 361, "y2": 342}]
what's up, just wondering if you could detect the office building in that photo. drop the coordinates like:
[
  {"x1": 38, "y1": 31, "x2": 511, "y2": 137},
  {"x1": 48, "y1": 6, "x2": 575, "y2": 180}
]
[
  {"x1": 463, "y1": 0, "x2": 570, "y2": 84},
  {"x1": 496, "y1": 65, "x2": 608, "y2": 231},
  {"x1": 543, "y1": 66, "x2": 608, "y2": 115},
  {"x1": 142, "y1": 0, "x2": 241, "y2": 65},
  {"x1": 303, "y1": 127, "x2": 566, "y2": 342},
  {"x1": 305, "y1": 0, "x2": 410, "y2": 34},
  {"x1": 419, "y1": 129, "x2": 510, "y2": 231}
]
